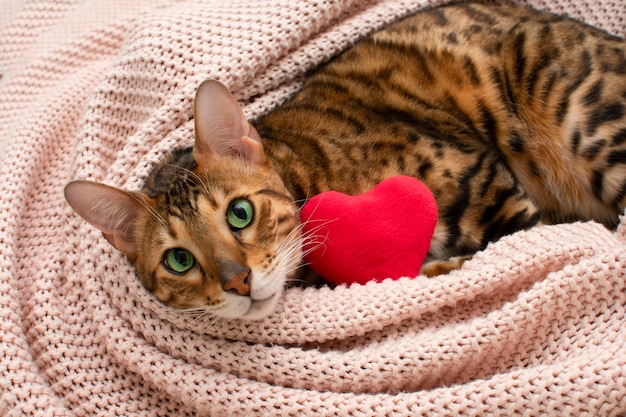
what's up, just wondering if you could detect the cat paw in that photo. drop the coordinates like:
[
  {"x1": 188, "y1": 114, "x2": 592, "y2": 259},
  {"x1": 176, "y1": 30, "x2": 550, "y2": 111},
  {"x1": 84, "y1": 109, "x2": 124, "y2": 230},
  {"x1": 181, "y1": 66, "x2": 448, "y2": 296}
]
[{"x1": 420, "y1": 255, "x2": 472, "y2": 276}]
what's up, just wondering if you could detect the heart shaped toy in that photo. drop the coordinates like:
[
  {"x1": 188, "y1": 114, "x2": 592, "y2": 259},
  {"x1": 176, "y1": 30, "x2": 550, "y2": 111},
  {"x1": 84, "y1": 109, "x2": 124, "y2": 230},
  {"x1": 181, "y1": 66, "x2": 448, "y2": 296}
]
[{"x1": 300, "y1": 176, "x2": 438, "y2": 286}]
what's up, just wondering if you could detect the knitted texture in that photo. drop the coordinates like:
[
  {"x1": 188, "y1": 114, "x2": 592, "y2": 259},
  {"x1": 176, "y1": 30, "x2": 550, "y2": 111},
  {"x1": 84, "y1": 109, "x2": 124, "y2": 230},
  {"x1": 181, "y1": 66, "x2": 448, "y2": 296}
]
[{"x1": 1, "y1": 0, "x2": 625, "y2": 415}]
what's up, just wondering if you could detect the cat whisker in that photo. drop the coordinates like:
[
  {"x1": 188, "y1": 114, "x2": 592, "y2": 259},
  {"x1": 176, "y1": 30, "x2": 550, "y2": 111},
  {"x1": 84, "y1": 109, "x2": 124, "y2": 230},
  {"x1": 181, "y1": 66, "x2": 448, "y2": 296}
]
[
  {"x1": 273, "y1": 215, "x2": 335, "y2": 272},
  {"x1": 164, "y1": 163, "x2": 212, "y2": 198},
  {"x1": 293, "y1": 194, "x2": 340, "y2": 253},
  {"x1": 299, "y1": 217, "x2": 337, "y2": 257},
  {"x1": 192, "y1": 310, "x2": 223, "y2": 330},
  {"x1": 292, "y1": 197, "x2": 309, "y2": 207},
  {"x1": 272, "y1": 224, "x2": 308, "y2": 279},
  {"x1": 275, "y1": 234, "x2": 303, "y2": 265},
  {"x1": 134, "y1": 195, "x2": 168, "y2": 228},
  {"x1": 176, "y1": 305, "x2": 225, "y2": 331},
  {"x1": 273, "y1": 215, "x2": 336, "y2": 287}
]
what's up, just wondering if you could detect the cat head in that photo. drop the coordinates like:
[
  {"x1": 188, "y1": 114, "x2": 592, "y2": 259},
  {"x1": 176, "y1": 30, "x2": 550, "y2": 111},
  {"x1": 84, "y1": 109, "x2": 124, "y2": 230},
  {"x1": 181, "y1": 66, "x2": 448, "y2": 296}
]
[{"x1": 65, "y1": 80, "x2": 302, "y2": 320}]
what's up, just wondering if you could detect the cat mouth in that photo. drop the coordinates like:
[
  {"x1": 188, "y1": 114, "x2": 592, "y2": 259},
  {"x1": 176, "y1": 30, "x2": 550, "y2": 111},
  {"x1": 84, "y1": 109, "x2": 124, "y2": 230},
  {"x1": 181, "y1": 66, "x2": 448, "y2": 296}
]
[{"x1": 242, "y1": 292, "x2": 281, "y2": 320}]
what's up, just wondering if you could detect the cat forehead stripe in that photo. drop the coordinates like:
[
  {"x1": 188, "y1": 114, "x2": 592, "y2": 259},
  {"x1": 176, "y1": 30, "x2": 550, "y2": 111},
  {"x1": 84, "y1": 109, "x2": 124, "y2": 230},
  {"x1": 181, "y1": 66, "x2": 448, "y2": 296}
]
[{"x1": 255, "y1": 189, "x2": 294, "y2": 202}]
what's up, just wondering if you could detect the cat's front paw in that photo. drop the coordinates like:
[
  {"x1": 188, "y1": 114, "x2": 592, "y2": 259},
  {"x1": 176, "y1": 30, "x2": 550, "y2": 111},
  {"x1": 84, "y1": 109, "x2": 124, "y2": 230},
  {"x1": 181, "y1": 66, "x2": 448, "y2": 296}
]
[{"x1": 420, "y1": 255, "x2": 472, "y2": 276}]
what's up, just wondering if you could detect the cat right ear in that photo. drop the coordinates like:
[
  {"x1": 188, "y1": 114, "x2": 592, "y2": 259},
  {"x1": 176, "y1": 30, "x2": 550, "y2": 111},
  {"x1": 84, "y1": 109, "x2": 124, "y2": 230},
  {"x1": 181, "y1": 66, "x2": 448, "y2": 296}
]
[
  {"x1": 193, "y1": 79, "x2": 268, "y2": 168},
  {"x1": 64, "y1": 180, "x2": 151, "y2": 260}
]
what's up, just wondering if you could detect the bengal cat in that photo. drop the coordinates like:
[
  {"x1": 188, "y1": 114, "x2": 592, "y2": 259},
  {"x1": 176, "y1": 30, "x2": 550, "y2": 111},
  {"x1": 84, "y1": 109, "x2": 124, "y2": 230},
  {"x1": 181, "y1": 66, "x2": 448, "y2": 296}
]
[{"x1": 65, "y1": 3, "x2": 626, "y2": 320}]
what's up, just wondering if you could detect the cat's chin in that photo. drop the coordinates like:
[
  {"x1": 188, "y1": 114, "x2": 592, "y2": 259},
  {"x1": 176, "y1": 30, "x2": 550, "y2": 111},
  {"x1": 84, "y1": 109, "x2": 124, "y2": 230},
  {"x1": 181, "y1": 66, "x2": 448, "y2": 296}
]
[
  {"x1": 240, "y1": 292, "x2": 282, "y2": 320},
  {"x1": 218, "y1": 290, "x2": 282, "y2": 321}
]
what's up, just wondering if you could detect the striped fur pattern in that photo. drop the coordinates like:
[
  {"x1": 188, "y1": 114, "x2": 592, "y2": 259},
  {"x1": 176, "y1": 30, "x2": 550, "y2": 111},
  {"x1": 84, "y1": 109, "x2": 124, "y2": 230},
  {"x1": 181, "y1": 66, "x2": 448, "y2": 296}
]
[
  {"x1": 256, "y1": 3, "x2": 626, "y2": 274},
  {"x1": 65, "y1": 3, "x2": 626, "y2": 319}
]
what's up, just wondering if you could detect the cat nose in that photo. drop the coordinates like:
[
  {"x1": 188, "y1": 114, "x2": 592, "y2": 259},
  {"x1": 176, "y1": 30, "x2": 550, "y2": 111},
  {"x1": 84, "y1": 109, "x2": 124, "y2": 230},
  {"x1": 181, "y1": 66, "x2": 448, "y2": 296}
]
[
  {"x1": 219, "y1": 262, "x2": 251, "y2": 296},
  {"x1": 223, "y1": 270, "x2": 250, "y2": 296}
]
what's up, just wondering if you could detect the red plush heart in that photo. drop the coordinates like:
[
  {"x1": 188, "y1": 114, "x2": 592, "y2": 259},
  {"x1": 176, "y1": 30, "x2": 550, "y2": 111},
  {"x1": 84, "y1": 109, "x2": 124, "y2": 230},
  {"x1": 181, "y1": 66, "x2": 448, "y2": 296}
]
[{"x1": 300, "y1": 176, "x2": 438, "y2": 286}]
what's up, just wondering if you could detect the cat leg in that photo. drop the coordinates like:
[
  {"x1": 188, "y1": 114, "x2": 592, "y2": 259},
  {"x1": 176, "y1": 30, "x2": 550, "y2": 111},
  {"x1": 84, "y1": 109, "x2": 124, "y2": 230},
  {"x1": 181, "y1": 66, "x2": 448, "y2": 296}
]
[
  {"x1": 420, "y1": 255, "x2": 473, "y2": 276},
  {"x1": 420, "y1": 181, "x2": 544, "y2": 277}
]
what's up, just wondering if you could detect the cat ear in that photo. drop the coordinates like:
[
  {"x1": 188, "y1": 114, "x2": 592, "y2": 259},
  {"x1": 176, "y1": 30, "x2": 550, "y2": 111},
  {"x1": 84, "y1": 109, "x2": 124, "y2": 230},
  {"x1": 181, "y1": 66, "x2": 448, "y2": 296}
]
[
  {"x1": 193, "y1": 79, "x2": 267, "y2": 167},
  {"x1": 64, "y1": 180, "x2": 151, "y2": 260}
]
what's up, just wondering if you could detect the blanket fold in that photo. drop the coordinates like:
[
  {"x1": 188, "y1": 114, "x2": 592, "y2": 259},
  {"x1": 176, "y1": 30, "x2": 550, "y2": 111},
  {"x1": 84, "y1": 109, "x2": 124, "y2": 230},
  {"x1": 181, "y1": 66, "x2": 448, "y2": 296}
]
[{"x1": 1, "y1": 0, "x2": 625, "y2": 415}]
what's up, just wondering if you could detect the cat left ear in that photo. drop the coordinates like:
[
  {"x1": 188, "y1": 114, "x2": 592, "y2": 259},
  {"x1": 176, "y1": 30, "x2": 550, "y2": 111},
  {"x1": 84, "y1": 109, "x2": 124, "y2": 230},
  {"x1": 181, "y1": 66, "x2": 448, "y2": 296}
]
[
  {"x1": 64, "y1": 180, "x2": 152, "y2": 260},
  {"x1": 193, "y1": 80, "x2": 267, "y2": 167}
]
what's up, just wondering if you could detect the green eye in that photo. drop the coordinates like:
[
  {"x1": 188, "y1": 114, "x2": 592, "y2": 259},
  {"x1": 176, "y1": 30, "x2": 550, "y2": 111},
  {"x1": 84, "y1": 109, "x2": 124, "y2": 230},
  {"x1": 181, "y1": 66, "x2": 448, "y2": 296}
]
[
  {"x1": 164, "y1": 248, "x2": 195, "y2": 274},
  {"x1": 227, "y1": 198, "x2": 254, "y2": 230}
]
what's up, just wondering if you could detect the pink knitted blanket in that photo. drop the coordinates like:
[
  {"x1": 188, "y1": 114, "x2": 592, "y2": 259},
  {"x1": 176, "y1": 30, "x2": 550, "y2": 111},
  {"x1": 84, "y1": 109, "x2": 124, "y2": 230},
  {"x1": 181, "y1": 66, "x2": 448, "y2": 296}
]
[{"x1": 1, "y1": 0, "x2": 625, "y2": 415}]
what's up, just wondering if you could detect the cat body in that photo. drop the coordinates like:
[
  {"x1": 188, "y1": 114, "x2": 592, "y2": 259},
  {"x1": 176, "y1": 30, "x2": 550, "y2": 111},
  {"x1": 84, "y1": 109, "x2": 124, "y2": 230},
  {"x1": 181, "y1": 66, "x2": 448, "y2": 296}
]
[
  {"x1": 256, "y1": 3, "x2": 626, "y2": 266},
  {"x1": 65, "y1": 3, "x2": 626, "y2": 319}
]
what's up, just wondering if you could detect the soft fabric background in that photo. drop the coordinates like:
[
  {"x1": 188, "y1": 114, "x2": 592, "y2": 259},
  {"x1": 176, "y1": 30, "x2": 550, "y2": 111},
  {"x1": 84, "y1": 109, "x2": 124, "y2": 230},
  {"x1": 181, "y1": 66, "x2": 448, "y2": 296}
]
[{"x1": 0, "y1": 0, "x2": 625, "y2": 415}]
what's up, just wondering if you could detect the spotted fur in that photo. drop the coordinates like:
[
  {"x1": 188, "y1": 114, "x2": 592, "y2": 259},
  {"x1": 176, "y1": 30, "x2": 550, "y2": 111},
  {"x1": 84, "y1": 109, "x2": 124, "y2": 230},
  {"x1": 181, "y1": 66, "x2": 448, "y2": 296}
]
[
  {"x1": 65, "y1": 3, "x2": 626, "y2": 319},
  {"x1": 256, "y1": 3, "x2": 626, "y2": 274}
]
